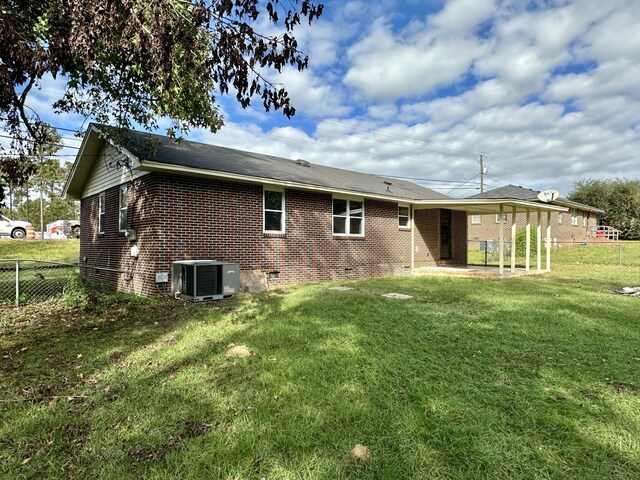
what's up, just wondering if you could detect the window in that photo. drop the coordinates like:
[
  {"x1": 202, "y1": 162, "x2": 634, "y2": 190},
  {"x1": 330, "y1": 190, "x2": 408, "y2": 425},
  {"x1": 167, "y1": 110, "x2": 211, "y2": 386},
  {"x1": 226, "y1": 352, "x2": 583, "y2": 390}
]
[
  {"x1": 333, "y1": 198, "x2": 363, "y2": 236},
  {"x1": 583, "y1": 213, "x2": 587, "y2": 227},
  {"x1": 264, "y1": 189, "x2": 285, "y2": 233},
  {"x1": 495, "y1": 213, "x2": 507, "y2": 223},
  {"x1": 471, "y1": 215, "x2": 482, "y2": 225},
  {"x1": 398, "y1": 204, "x2": 410, "y2": 228},
  {"x1": 119, "y1": 184, "x2": 128, "y2": 232},
  {"x1": 98, "y1": 192, "x2": 105, "y2": 234},
  {"x1": 558, "y1": 213, "x2": 563, "y2": 225},
  {"x1": 571, "y1": 209, "x2": 578, "y2": 226}
]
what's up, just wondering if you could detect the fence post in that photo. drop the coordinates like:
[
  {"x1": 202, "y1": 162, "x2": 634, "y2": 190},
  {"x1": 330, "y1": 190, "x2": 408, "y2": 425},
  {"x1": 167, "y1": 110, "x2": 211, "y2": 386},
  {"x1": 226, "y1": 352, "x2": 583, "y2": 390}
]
[
  {"x1": 484, "y1": 241, "x2": 488, "y2": 266},
  {"x1": 619, "y1": 242, "x2": 622, "y2": 266},
  {"x1": 15, "y1": 260, "x2": 20, "y2": 307}
]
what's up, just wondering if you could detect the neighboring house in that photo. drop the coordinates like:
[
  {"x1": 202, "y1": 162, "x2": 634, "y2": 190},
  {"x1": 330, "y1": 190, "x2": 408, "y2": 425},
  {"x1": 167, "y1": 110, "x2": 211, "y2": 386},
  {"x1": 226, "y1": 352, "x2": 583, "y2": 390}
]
[
  {"x1": 64, "y1": 126, "x2": 564, "y2": 296},
  {"x1": 467, "y1": 185, "x2": 605, "y2": 246}
]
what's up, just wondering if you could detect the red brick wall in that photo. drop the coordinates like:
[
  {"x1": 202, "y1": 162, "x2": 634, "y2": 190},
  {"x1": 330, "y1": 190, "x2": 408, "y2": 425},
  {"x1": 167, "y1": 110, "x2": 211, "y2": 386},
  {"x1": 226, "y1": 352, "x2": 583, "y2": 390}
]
[{"x1": 80, "y1": 173, "x2": 468, "y2": 295}]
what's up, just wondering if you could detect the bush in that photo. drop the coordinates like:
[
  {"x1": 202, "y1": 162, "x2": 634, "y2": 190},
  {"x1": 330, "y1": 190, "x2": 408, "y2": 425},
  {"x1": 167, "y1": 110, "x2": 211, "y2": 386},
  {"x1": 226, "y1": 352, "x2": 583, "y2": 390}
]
[{"x1": 515, "y1": 227, "x2": 547, "y2": 256}]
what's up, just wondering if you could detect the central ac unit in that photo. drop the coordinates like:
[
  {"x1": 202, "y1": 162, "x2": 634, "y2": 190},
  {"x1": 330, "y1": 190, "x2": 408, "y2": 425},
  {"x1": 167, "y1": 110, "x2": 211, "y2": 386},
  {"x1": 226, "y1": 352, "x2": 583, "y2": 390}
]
[{"x1": 171, "y1": 260, "x2": 240, "y2": 302}]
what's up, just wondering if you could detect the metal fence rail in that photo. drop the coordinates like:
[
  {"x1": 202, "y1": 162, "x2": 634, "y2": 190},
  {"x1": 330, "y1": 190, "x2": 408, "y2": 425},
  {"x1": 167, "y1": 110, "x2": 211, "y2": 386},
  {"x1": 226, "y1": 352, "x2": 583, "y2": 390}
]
[{"x1": 0, "y1": 259, "x2": 79, "y2": 306}]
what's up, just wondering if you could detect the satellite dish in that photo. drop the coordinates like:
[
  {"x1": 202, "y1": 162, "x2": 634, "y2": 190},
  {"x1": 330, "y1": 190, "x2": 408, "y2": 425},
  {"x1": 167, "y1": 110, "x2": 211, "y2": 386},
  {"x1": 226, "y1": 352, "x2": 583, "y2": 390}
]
[{"x1": 537, "y1": 189, "x2": 560, "y2": 202}]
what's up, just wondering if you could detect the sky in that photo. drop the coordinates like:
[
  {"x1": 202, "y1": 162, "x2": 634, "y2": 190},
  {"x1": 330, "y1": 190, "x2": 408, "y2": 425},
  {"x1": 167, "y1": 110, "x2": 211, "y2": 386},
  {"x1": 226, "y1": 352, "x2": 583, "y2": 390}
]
[{"x1": 11, "y1": 0, "x2": 640, "y2": 198}]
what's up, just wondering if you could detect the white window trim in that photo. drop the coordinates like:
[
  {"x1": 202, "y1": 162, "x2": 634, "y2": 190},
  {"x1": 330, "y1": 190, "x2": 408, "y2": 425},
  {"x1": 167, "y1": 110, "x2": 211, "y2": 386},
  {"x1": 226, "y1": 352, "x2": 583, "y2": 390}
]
[
  {"x1": 571, "y1": 209, "x2": 578, "y2": 226},
  {"x1": 471, "y1": 214, "x2": 482, "y2": 225},
  {"x1": 557, "y1": 213, "x2": 563, "y2": 225},
  {"x1": 263, "y1": 187, "x2": 285, "y2": 234},
  {"x1": 119, "y1": 184, "x2": 128, "y2": 233},
  {"x1": 332, "y1": 195, "x2": 365, "y2": 237},
  {"x1": 98, "y1": 192, "x2": 105, "y2": 235},
  {"x1": 398, "y1": 204, "x2": 411, "y2": 229}
]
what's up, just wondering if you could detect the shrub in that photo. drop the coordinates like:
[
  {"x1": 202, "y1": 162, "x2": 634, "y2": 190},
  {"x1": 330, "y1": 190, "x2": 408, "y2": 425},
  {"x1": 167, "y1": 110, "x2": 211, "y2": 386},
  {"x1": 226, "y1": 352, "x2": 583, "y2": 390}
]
[{"x1": 515, "y1": 227, "x2": 547, "y2": 256}]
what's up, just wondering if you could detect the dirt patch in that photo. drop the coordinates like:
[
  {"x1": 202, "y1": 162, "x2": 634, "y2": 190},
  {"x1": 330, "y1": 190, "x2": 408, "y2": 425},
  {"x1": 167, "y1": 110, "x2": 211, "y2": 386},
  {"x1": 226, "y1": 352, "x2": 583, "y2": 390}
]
[
  {"x1": 162, "y1": 332, "x2": 183, "y2": 345},
  {"x1": 127, "y1": 420, "x2": 213, "y2": 462},
  {"x1": 349, "y1": 444, "x2": 371, "y2": 465},
  {"x1": 608, "y1": 381, "x2": 638, "y2": 395},
  {"x1": 226, "y1": 344, "x2": 252, "y2": 358}
]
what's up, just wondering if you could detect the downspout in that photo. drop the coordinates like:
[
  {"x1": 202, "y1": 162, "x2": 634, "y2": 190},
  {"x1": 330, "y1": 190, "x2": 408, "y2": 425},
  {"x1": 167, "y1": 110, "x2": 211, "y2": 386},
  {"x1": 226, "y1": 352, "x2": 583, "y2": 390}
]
[
  {"x1": 499, "y1": 204, "x2": 504, "y2": 274},
  {"x1": 410, "y1": 205, "x2": 415, "y2": 274}
]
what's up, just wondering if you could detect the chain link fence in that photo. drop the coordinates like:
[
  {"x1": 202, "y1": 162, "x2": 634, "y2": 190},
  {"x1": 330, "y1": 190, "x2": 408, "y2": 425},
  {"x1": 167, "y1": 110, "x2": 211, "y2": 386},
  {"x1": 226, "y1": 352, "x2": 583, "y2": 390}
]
[
  {"x1": 469, "y1": 240, "x2": 640, "y2": 267},
  {"x1": 0, "y1": 259, "x2": 79, "y2": 306}
]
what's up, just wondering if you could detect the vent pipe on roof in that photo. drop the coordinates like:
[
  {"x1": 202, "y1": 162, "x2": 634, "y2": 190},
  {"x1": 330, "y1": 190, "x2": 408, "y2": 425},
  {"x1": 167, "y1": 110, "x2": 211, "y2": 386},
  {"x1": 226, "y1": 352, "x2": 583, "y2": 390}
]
[{"x1": 295, "y1": 159, "x2": 311, "y2": 167}]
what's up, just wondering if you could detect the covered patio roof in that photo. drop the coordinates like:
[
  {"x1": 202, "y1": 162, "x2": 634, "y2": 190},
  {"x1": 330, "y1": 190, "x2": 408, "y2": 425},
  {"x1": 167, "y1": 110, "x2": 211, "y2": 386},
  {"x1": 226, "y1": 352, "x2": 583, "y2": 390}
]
[{"x1": 412, "y1": 198, "x2": 567, "y2": 214}]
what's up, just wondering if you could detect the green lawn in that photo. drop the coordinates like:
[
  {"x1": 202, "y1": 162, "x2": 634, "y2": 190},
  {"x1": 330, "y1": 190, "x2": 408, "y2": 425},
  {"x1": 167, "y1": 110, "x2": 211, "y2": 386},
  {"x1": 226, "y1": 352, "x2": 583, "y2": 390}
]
[
  {"x1": 0, "y1": 238, "x2": 80, "y2": 263},
  {"x1": 1, "y1": 252, "x2": 639, "y2": 478}
]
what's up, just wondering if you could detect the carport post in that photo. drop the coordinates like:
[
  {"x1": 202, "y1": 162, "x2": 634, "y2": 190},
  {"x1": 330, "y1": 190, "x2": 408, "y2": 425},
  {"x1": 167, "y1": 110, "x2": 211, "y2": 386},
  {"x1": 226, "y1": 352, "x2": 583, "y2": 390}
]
[
  {"x1": 511, "y1": 206, "x2": 517, "y2": 273},
  {"x1": 499, "y1": 204, "x2": 504, "y2": 274},
  {"x1": 525, "y1": 210, "x2": 531, "y2": 272},
  {"x1": 536, "y1": 211, "x2": 542, "y2": 271},
  {"x1": 546, "y1": 211, "x2": 551, "y2": 271}
]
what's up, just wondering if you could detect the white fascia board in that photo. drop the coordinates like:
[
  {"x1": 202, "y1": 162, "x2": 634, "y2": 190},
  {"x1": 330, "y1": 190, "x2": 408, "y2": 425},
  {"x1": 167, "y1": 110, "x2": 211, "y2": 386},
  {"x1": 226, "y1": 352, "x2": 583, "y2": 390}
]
[
  {"x1": 413, "y1": 199, "x2": 568, "y2": 213},
  {"x1": 63, "y1": 124, "x2": 103, "y2": 199},
  {"x1": 137, "y1": 160, "x2": 424, "y2": 204}
]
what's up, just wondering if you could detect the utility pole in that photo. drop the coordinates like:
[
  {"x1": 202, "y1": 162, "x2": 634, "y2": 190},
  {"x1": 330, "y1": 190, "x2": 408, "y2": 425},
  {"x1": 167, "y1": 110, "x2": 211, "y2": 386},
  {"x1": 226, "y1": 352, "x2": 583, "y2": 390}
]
[
  {"x1": 39, "y1": 145, "x2": 45, "y2": 240},
  {"x1": 478, "y1": 154, "x2": 487, "y2": 193}
]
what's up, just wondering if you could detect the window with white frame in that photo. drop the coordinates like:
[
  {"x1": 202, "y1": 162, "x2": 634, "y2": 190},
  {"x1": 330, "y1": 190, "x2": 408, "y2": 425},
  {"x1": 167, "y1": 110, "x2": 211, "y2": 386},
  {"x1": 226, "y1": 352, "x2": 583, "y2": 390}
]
[
  {"x1": 495, "y1": 212, "x2": 507, "y2": 223},
  {"x1": 333, "y1": 197, "x2": 363, "y2": 236},
  {"x1": 558, "y1": 213, "x2": 563, "y2": 224},
  {"x1": 98, "y1": 192, "x2": 105, "y2": 234},
  {"x1": 398, "y1": 204, "x2": 410, "y2": 228},
  {"x1": 264, "y1": 189, "x2": 285, "y2": 233},
  {"x1": 571, "y1": 208, "x2": 578, "y2": 226},
  {"x1": 119, "y1": 184, "x2": 128, "y2": 232},
  {"x1": 583, "y1": 213, "x2": 587, "y2": 227},
  {"x1": 471, "y1": 214, "x2": 482, "y2": 225}
]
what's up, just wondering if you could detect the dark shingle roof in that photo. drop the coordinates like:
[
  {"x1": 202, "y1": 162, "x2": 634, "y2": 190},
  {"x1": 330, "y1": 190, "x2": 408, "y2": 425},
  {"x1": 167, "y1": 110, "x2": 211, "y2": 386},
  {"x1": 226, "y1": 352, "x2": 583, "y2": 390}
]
[
  {"x1": 467, "y1": 184, "x2": 539, "y2": 201},
  {"x1": 112, "y1": 126, "x2": 450, "y2": 201},
  {"x1": 467, "y1": 184, "x2": 604, "y2": 213}
]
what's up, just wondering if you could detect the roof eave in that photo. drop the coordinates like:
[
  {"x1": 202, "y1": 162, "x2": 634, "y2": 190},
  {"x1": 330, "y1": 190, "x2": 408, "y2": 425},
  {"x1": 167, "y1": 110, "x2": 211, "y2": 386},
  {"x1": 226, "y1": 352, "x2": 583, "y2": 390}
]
[
  {"x1": 137, "y1": 160, "x2": 444, "y2": 204},
  {"x1": 414, "y1": 198, "x2": 568, "y2": 213}
]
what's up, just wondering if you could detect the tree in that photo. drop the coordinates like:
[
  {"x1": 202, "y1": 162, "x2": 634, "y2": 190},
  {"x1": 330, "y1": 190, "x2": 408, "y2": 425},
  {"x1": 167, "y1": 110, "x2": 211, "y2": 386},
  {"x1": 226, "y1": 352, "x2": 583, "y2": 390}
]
[
  {"x1": 0, "y1": 0, "x2": 324, "y2": 204},
  {"x1": 569, "y1": 178, "x2": 640, "y2": 240}
]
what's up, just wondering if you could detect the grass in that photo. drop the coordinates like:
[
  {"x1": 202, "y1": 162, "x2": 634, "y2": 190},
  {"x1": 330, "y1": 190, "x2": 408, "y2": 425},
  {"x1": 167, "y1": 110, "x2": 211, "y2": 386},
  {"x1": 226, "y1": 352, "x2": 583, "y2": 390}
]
[
  {"x1": 0, "y1": 238, "x2": 80, "y2": 263},
  {"x1": 1, "y1": 256, "x2": 639, "y2": 479}
]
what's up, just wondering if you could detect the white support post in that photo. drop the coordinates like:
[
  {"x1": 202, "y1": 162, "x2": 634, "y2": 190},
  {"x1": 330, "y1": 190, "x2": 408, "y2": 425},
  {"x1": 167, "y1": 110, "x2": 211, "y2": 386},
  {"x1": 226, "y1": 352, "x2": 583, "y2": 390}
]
[
  {"x1": 525, "y1": 210, "x2": 531, "y2": 272},
  {"x1": 546, "y1": 211, "x2": 552, "y2": 271},
  {"x1": 499, "y1": 204, "x2": 504, "y2": 274},
  {"x1": 511, "y1": 206, "x2": 517, "y2": 273},
  {"x1": 536, "y1": 211, "x2": 542, "y2": 271}
]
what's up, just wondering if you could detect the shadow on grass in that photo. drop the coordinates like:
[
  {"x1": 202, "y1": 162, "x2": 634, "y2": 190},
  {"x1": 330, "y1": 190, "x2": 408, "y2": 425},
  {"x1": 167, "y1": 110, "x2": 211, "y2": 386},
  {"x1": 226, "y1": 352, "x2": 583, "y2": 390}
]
[{"x1": 1, "y1": 276, "x2": 639, "y2": 479}]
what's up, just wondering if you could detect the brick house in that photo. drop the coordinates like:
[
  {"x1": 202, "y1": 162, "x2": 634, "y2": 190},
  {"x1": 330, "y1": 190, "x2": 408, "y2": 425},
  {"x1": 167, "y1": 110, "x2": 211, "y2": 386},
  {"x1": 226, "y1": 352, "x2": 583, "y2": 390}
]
[
  {"x1": 467, "y1": 185, "x2": 604, "y2": 247},
  {"x1": 64, "y1": 126, "x2": 565, "y2": 296}
]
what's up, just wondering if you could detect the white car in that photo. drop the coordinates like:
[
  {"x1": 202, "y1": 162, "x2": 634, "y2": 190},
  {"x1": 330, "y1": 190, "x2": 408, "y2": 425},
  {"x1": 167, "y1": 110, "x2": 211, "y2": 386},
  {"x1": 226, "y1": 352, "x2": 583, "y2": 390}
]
[{"x1": 0, "y1": 214, "x2": 33, "y2": 239}]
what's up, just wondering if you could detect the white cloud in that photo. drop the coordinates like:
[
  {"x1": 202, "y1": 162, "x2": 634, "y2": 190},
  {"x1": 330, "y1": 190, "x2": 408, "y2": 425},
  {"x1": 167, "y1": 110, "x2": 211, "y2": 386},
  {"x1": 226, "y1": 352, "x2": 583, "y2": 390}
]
[
  {"x1": 429, "y1": 0, "x2": 496, "y2": 33},
  {"x1": 344, "y1": 19, "x2": 489, "y2": 101}
]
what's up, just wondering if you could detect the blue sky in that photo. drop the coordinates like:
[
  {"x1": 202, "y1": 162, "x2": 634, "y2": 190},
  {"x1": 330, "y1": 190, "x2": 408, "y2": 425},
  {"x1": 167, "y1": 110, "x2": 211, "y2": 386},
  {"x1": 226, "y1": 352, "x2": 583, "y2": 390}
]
[{"x1": 13, "y1": 0, "x2": 640, "y2": 197}]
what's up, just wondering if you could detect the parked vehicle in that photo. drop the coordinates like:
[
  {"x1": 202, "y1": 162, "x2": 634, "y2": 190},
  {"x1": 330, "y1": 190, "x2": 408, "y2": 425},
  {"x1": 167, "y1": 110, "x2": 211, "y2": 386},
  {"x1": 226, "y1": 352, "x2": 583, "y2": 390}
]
[
  {"x1": 47, "y1": 220, "x2": 81, "y2": 239},
  {"x1": 0, "y1": 214, "x2": 33, "y2": 239}
]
